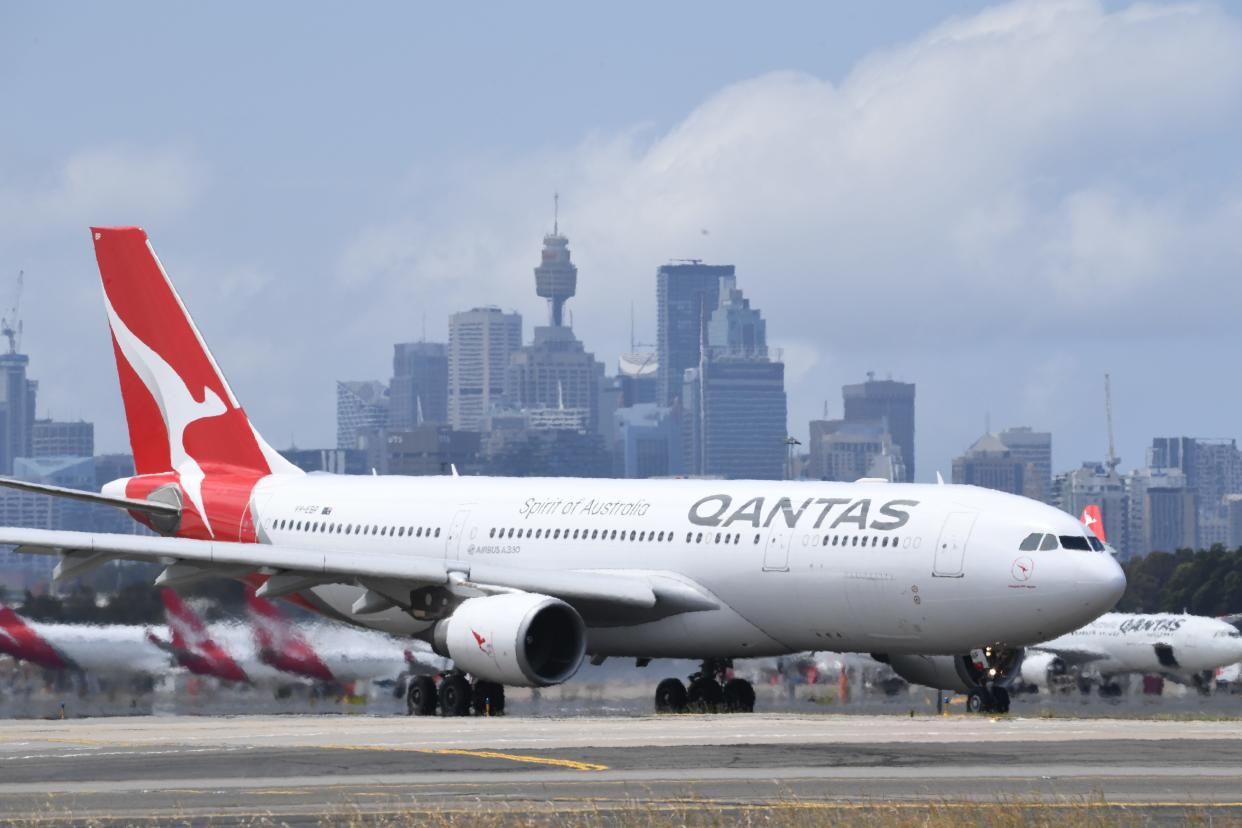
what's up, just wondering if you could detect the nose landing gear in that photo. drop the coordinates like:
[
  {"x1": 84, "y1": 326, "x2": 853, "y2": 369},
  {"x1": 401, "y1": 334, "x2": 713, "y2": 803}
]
[{"x1": 654, "y1": 659, "x2": 755, "y2": 713}]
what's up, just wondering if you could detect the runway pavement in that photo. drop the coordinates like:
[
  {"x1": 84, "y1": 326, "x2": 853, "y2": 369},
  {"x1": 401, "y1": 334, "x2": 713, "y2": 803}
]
[{"x1": 2, "y1": 714, "x2": 1242, "y2": 823}]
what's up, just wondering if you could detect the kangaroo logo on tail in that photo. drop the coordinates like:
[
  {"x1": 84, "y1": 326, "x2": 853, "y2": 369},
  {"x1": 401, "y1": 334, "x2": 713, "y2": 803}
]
[{"x1": 90, "y1": 227, "x2": 301, "y2": 540}]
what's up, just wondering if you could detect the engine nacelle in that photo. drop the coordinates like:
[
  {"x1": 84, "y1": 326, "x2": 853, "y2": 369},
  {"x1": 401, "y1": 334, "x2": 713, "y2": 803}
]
[
  {"x1": 434, "y1": 593, "x2": 586, "y2": 688},
  {"x1": 878, "y1": 647, "x2": 1024, "y2": 693},
  {"x1": 1017, "y1": 650, "x2": 1065, "y2": 687}
]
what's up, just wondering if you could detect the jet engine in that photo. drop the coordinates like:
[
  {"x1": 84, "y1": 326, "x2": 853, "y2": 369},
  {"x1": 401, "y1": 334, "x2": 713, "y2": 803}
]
[
  {"x1": 875, "y1": 647, "x2": 1024, "y2": 694},
  {"x1": 1017, "y1": 650, "x2": 1065, "y2": 688},
  {"x1": 433, "y1": 592, "x2": 586, "y2": 687}
]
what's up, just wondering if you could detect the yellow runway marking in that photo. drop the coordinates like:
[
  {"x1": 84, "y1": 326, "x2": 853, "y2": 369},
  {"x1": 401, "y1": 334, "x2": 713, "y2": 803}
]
[
  {"x1": 415, "y1": 747, "x2": 608, "y2": 772},
  {"x1": 316, "y1": 742, "x2": 608, "y2": 771}
]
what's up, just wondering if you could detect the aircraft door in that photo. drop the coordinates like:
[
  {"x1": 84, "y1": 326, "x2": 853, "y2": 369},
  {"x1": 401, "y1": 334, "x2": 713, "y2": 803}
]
[
  {"x1": 933, "y1": 512, "x2": 977, "y2": 578},
  {"x1": 763, "y1": 529, "x2": 792, "y2": 572},
  {"x1": 445, "y1": 510, "x2": 471, "y2": 560}
]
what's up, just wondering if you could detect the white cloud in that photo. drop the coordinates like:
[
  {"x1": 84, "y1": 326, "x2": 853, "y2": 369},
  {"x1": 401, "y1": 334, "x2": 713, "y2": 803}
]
[
  {"x1": 328, "y1": 1, "x2": 1242, "y2": 474},
  {"x1": 0, "y1": 147, "x2": 203, "y2": 237}
]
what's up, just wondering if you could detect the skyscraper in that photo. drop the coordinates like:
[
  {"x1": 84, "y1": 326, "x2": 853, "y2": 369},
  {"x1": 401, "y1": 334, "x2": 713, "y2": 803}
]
[
  {"x1": 32, "y1": 419, "x2": 94, "y2": 458},
  {"x1": 997, "y1": 427, "x2": 1052, "y2": 503},
  {"x1": 685, "y1": 277, "x2": 787, "y2": 480},
  {"x1": 336, "y1": 380, "x2": 389, "y2": 449},
  {"x1": 842, "y1": 374, "x2": 916, "y2": 482},
  {"x1": 0, "y1": 350, "x2": 36, "y2": 475},
  {"x1": 952, "y1": 432, "x2": 1036, "y2": 498},
  {"x1": 656, "y1": 262, "x2": 731, "y2": 407},
  {"x1": 448, "y1": 307, "x2": 522, "y2": 431},
  {"x1": 389, "y1": 342, "x2": 448, "y2": 429}
]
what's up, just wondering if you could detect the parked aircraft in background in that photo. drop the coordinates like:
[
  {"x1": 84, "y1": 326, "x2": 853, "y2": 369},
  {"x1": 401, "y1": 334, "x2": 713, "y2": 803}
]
[
  {"x1": 245, "y1": 585, "x2": 447, "y2": 695},
  {"x1": 0, "y1": 604, "x2": 168, "y2": 678},
  {"x1": 0, "y1": 227, "x2": 1125, "y2": 716},
  {"x1": 1019, "y1": 611, "x2": 1242, "y2": 695}
]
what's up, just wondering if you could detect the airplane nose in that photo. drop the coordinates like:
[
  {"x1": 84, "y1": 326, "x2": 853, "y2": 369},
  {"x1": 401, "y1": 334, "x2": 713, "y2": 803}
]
[{"x1": 1077, "y1": 552, "x2": 1126, "y2": 615}]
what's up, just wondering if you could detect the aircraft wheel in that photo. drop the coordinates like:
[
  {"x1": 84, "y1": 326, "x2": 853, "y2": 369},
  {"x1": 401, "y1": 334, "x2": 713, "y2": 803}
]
[
  {"x1": 438, "y1": 674, "x2": 472, "y2": 717},
  {"x1": 965, "y1": 690, "x2": 986, "y2": 713},
  {"x1": 991, "y1": 686, "x2": 1010, "y2": 714},
  {"x1": 407, "y1": 676, "x2": 437, "y2": 716},
  {"x1": 687, "y1": 676, "x2": 724, "y2": 712},
  {"x1": 722, "y1": 678, "x2": 756, "y2": 713},
  {"x1": 472, "y1": 681, "x2": 505, "y2": 716},
  {"x1": 655, "y1": 678, "x2": 688, "y2": 713}
]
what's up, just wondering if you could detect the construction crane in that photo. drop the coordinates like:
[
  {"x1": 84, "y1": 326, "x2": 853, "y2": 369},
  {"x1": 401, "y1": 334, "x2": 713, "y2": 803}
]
[
  {"x1": 1, "y1": 270, "x2": 22, "y2": 356},
  {"x1": 1104, "y1": 373, "x2": 1121, "y2": 478}
]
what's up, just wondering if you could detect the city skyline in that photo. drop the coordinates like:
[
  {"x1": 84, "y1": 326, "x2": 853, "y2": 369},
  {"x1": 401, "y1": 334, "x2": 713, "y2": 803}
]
[{"x1": 4, "y1": 1, "x2": 1242, "y2": 481}]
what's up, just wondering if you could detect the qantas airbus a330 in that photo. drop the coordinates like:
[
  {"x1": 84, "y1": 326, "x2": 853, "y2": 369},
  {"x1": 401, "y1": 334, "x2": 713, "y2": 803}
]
[{"x1": 0, "y1": 227, "x2": 1125, "y2": 715}]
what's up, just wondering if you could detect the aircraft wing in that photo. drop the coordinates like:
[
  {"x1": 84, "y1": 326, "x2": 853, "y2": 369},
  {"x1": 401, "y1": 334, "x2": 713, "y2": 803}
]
[
  {"x1": 1028, "y1": 645, "x2": 1111, "y2": 667},
  {"x1": 0, "y1": 527, "x2": 716, "y2": 616}
]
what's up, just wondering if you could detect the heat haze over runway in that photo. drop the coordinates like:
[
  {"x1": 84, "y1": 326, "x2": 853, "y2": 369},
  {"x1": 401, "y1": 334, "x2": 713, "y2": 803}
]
[{"x1": 2, "y1": 715, "x2": 1242, "y2": 823}]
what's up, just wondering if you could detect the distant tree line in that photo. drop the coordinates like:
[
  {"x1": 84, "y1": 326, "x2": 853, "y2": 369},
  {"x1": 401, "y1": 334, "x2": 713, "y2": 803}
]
[{"x1": 1117, "y1": 546, "x2": 1242, "y2": 617}]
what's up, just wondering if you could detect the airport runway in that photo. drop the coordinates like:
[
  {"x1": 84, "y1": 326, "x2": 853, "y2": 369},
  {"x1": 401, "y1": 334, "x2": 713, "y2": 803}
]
[{"x1": 2, "y1": 715, "x2": 1242, "y2": 823}]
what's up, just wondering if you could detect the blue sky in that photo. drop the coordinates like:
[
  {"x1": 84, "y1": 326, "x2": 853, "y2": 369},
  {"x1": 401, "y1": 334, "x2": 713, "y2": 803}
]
[{"x1": 3, "y1": 1, "x2": 1241, "y2": 480}]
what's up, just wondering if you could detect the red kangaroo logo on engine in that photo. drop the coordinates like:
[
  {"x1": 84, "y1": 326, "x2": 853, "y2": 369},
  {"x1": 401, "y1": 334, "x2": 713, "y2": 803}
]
[{"x1": 472, "y1": 630, "x2": 494, "y2": 656}]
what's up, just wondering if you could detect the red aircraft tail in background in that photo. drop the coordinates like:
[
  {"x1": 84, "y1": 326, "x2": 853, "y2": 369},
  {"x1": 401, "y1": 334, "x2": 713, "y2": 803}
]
[
  {"x1": 246, "y1": 587, "x2": 334, "y2": 683},
  {"x1": 1081, "y1": 505, "x2": 1107, "y2": 543},
  {"x1": 160, "y1": 589, "x2": 249, "y2": 683}
]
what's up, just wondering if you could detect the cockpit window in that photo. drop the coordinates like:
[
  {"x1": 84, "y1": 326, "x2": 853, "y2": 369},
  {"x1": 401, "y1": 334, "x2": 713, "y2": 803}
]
[
  {"x1": 1087, "y1": 537, "x2": 1105, "y2": 552},
  {"x1": 1039, "y1": 534, "x2": 1059, "y2": 552},
  {"x1": 1060, "y1": 535, "x2": 1091, "y2": 551},
  {"x1": 1019, "y1": 533, "x2": 1042, "y2": 552}
]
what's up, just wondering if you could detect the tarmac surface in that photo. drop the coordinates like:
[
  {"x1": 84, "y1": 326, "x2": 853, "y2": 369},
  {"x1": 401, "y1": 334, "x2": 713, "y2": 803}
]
[{"x1": 2, "y1": 715, "x2": 1242, "y2": 823}]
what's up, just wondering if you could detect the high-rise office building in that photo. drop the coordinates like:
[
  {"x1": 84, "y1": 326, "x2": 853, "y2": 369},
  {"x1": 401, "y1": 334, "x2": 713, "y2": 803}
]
[
  {"x1": 448, "y1": 307, "x2": 522, "y2": 431},
  {"x1": 684, "y1": 278, "x2": 786, "y2": 480},
  {"x1": 389, "y1": 342, "x2": 448, "y2": 429},
  {"x1": 0, "y1": 351, "x2": 36, "y2": 475},
  {"x1": 508, "y1": 226, "x2": 603, "y2": 432},
  {"x1": 615, "y1": 403, "x2": 681, "y2": 479},
  {"x1": 656, "y1": 262, "x2": 731, "y2": 407},
  {"x1": 32, "y1": 419, "x2": 94, "y2": 458},
  {"x1": 617, "y1": 353, "x2": 658, "y2": 407},
  {"x1": 997, "y1": 427, "x2": 1052, "y2": 503},
  {"x1": 843, "y1": 374, "x2": 915, "y2": 482},
  {"x1": 952, "y1": 432, "x2": 1037, "y2": 498},
  {"x1": 807, "y1": 419, "x2": 906, "y2": 483},
  {"x1": 1125, "y1": 466, "x2": 1196, "y2": 557},
  {"x1": 336, "y1": 380, "x2": 389, "y2": 449}
]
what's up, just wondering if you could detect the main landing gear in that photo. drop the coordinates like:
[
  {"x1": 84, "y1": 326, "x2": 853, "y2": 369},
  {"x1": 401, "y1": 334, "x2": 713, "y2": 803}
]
[
  {"x1": 965, "y1": 685, "x2": 1011, "y2": 714},
  {"x1": 655, "y1": 659, "x2": 755, "y2": 714},
  {"x1": 406, "y1": 672, "x2": 506, "y2": 717}
]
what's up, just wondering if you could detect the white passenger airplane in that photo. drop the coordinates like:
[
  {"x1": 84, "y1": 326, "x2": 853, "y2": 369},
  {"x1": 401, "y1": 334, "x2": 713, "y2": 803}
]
[
  {"x1": 1019, "y1": 611, "x2": 1242, "y2": 695},
  {"x1": 0, "y1": 227, "x2": 1126, "y2": 715}
]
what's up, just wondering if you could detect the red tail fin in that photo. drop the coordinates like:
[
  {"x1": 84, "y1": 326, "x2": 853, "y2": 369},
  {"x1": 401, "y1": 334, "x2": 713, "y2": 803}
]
[
  {"x1": 1081, "y1": 505, "x2": 1107, "y2": 542},
  {"x1": 0, "y1": 606, "x2": 70, "y2": 670},
  {"x1": 90, "y1": 227, "x2": 297, "y2": 478},
  {"x1": 160, "y1": 589, "x2": 248, "y2": 682},
  {"x1": 246, "y1": 587, "x2": 334, "y2": 682}
]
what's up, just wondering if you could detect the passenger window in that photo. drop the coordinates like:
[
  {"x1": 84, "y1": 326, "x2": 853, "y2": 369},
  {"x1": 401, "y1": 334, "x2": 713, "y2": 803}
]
[
  {"x1": 753, "y1": 534, "x2": 760, "y2": 544},
  {"x1": 696, "y1": 533, "x2": 703, "y2": 543},
  {"x1": 435, "y1": 528, "x2": 441, "y2": 537},
  {"x1": 1019, "y1": 533, "x2": 1042, "y2": 552},
  {"x1": 1059, "y1": 535, "x2": 1091, "y2": 551},
  {"x1": 489, "y1": 528, "x2": 495, "y2": 538},
  {"x1": 1039, "y1": 534, "x2": 1059, "y2": 552}
]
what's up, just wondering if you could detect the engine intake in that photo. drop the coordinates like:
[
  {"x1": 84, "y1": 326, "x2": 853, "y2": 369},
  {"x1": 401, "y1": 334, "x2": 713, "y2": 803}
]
[
  {"x1": 878, "y1": 647, "x2": 1024, "y2": 693},
  {"x1": 434, "y1": 592, "x2": 586, "y2": 687}
]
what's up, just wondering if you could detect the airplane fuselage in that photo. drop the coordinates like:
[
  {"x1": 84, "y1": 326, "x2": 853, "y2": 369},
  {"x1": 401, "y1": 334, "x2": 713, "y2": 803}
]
[{"x1": 216, "y1": 473, "x2": 1126, "y2": 659}]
